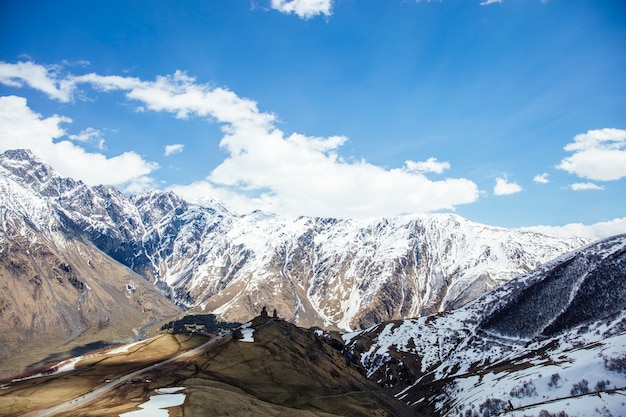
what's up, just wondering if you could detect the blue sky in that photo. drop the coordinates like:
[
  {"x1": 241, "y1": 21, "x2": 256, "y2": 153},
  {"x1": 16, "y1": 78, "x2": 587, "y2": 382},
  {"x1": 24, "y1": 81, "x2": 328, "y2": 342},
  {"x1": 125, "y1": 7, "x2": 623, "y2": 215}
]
[{"x1": 0, "y1": 0, "x2": 625, "y2": 238}]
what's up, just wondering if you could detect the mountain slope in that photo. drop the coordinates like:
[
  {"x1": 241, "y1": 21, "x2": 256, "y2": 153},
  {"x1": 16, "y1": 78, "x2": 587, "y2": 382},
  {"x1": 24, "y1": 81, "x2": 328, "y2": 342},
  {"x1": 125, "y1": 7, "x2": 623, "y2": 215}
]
[
  {"x1": 0, "y1": 149, "x2": 589, "y2": 332},
  {"x1": 344, "y1": 234, "x2": 626, "y2": 416},
  {"x1": 0, "y1": 319, "x2": 416, "y2": 417},
  {"x1": 0, "y1": 150, "x2": 180, "y2": 377}
]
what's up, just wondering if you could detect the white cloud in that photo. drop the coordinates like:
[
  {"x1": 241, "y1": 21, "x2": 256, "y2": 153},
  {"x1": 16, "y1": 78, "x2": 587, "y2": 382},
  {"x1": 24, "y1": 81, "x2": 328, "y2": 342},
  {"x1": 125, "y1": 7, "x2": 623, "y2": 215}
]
[
  {"x1": 0, "y1": 61, "x2": 480, "y2": 219},
  {"x1": 557, "y1": 128, "x2": 626, "y2": 181},
  {"x1": 61, "y1": 59, "x2": 91, "y2": 67},
  {"x1": 122, "y1": 175, "x2": 158, "y2": 194},
  {"x1": 68, "y1": 127, "x2": 105, "y2": 150},
  {"x1": 164, "y1": 144, "x2": 185, "y2": 156},
  {"x1": 0, "y1": 95, "x2": 158, "y2": 188},
  {"x1": 404, "y1": 157, "x2": 450, "y2": 174},
  {"x1": 493, "y1": 176, "x2": 522, "y2": 196},
  {"x1": 533, "y1": 173, "x2": 549, "y2": 184},
  {"x1": 72, "y1": 71, "x2": 275, "y2": 131},
  {"x1": 0, "y1": 61, "x2": 74, "y2": 102},
  {"x1": 270, "y1": 0, "x2": 332, "y2": 19},
  {"x1": 202, "y1": 129, "x2": 478, "y2": 218},
  {"x1": 71, "y1": 67, "x2": 479, "y2": 218},
  {"x1": 569, "y1": 182, "x2": 605, "y2": 191},
  {"x1": 480, "y1": 0, "x2": 502, "y2": 5},
  {"x1": 522, "y1": 217, "x2": 626, "y2": 241}
]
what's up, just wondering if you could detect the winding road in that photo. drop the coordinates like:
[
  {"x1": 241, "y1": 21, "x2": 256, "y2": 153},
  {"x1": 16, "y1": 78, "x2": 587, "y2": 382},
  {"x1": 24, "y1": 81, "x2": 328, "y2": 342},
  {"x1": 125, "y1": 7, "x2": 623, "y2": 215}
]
[{"x1": 30, "y1": 333, "x2": 232, "y2": 417}]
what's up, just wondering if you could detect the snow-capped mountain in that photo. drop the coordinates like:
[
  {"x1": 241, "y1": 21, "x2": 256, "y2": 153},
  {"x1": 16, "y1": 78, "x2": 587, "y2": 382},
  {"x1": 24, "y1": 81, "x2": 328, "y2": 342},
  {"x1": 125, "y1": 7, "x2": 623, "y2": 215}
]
[
  {"x1": 0, "y1": 149, "x2": 590, "y2": 331},
  {"x1": 343, "y1": 234, "x2": 626, "y2": 416},
  {"x1": 0, "y1": 150, "x2": 180, "y2": 375}
]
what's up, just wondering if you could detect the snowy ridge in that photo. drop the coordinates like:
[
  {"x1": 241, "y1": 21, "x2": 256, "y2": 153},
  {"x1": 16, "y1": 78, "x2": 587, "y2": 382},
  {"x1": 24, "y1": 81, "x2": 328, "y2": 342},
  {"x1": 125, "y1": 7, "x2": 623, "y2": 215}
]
[
  {"x1": 153, "y1": 212, "x2": 588, "y2": 330},
  {"x1": 0, "y1": 149, "x2": 590, "y2": 331},
  {"x1": 344, "y1": 234, "x2": 626, "y2": 416}
]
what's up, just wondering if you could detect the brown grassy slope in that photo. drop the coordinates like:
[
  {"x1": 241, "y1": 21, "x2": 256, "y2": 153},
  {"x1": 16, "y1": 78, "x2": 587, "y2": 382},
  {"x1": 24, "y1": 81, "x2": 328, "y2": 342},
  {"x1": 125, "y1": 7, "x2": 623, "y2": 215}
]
[
  {"x1": 187, "y1": 319, "x2": 415, "y2": 416},
  {"x1": 0, "y1": 234, "x2": 179, "y2": 379},
  {"x1": 105, "y1": 319, "x2": 417, "y2": 416},
  {"x1": 0, "y1": 333, "x2": 209, "y2": 416},
  {"x1": 1, "y1": 320, "x2": 418, "y2": 416}
]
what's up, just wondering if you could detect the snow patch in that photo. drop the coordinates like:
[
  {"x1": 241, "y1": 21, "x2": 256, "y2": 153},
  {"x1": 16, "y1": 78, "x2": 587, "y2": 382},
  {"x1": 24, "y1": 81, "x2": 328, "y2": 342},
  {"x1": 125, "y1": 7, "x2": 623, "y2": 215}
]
[
  {"x1": 341, "y1": 330, "x2": 362, "y2": 344},
  {"x1": 54, "y1": 357, "x2": 82, "y2": 374},
  {"x1": 107, "y1": 340, "x2": 143, "y2": 355},
  {"x1": 238, "y1": 322, "x2": 255, "y2": 343},
  {"x1": 155, "y1": 386, "x2": 185, "y2": 394},
  {"x1": 240, "y1": 328, "x2": 255, "y2": 342},
  {"x1": 119, "y1": 390, "x2": 186, "y2": 417},
  {"x1": 10, "y1": 355, "x2": 88, "y2": 382}
]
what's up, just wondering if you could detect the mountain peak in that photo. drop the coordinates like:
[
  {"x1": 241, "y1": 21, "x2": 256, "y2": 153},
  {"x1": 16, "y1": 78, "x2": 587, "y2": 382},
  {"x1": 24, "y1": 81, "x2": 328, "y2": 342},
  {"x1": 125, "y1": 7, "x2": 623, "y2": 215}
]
[
  {"x1": 1, "y1": 148, "x2": 53, "y2": 178},
  {"x1": 1, "y1": 148, "x2": 38, "y2": 161},
  {"x1": 0, "y1": 148, "x2": 83, "y2": 197}
]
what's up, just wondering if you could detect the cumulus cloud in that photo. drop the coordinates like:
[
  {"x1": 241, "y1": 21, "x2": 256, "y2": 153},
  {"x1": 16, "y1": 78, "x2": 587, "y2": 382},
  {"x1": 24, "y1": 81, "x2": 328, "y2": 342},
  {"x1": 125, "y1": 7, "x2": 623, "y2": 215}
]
[
  {"x1": 533, "y1": 173, "x2": 549, "y2": 184},
  {"x1": 557, "y1": 128, "x2": 626, "y2": 181},
  {"x1": 270, "y1": 0, "x2": 332, "y2": 19},
  {"x1": 0, "y1": 95, "x2": 158, "y2": 188},
  {"x1": 68, "y1": 127, "x2": 105, "y2": 150},
  {"x1": 164, "y1": 143, "x2": 185, "y2": 156},
  {"x1": 522, "y1": 217, "x2": 626, "y2": 241},
  {"x1": 203, "y1": 130, "x2": 478, "y2": 218},
  {"x1": 404, "y1": 157, "x2": 450, "y2": 174},
  {"x1": 493, "y1": 176, "x2": 522, "y2": 196},
  {"x1": 0, "y1": 61, "x2": 480, "y2": 218},
  {"x1": 569, "y1": 182, "x2": 605, "y2": 191}
]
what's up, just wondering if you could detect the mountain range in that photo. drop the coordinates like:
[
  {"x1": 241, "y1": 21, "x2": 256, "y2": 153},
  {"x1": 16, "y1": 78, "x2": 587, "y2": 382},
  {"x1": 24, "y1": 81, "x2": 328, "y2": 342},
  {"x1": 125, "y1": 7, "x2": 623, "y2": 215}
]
[
  {"x1": 0, "y1": 148, "x2": 624, "y2": 415},
  {"x1": 1, "y1": 234, "x2": 624, "y2": 416},
  {"x1": 0, "y1": 149, "x2": 588, "y2": 335}
]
